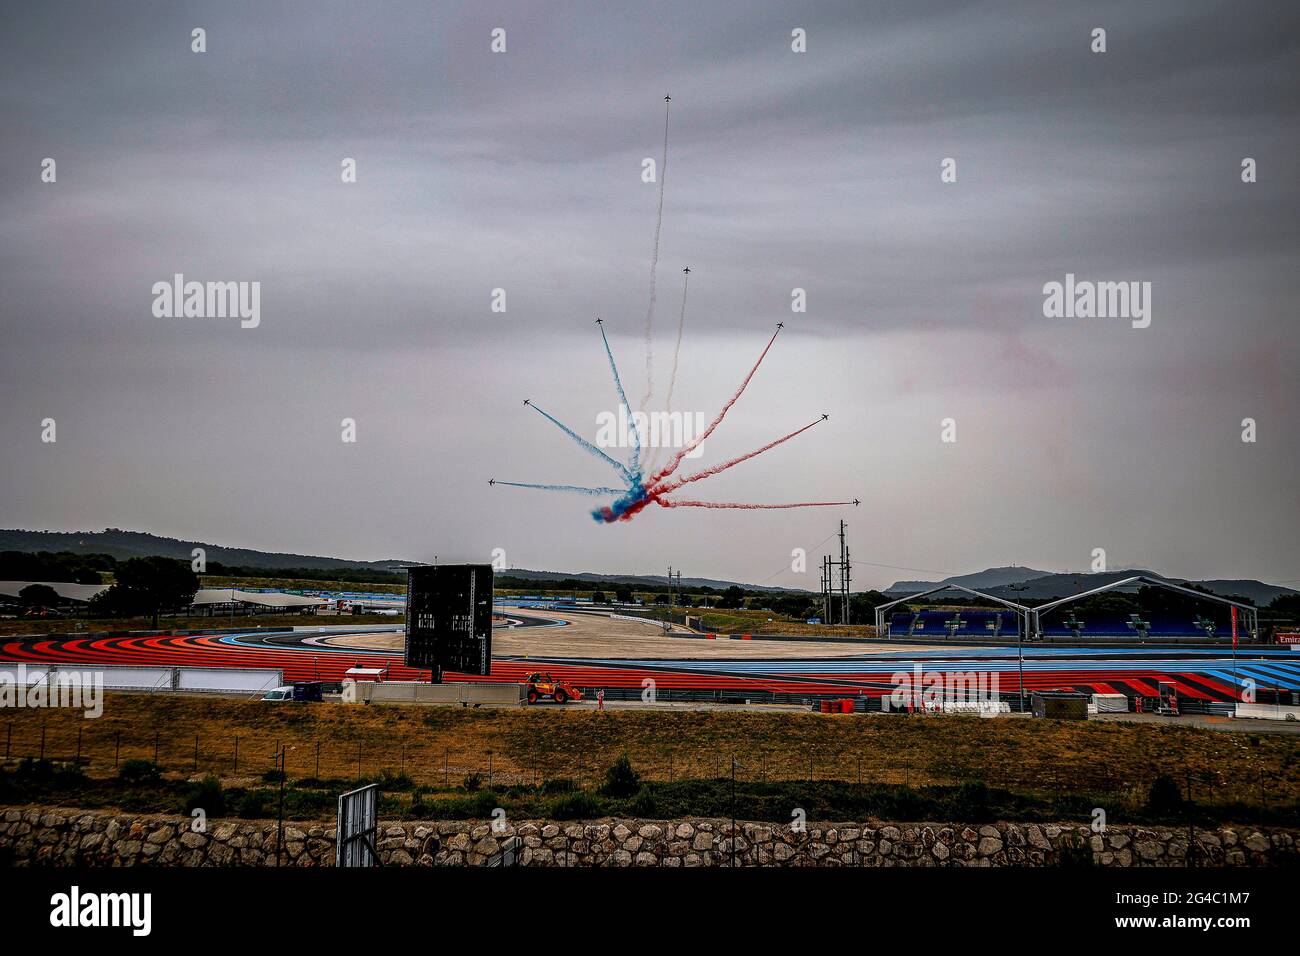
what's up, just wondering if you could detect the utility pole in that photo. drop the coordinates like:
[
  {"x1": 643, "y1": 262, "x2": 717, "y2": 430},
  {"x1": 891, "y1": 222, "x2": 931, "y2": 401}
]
[
  {"x1": 838, "y1": 520, "x2": 852, "y2": 625},
  {"x1": 1007, "y1": 581, "x2": 1029, "y2": 711},
  {"x1": 820, "y1": 521, "x2": 853, "y2": 625},
  {"x1": 821, "y1": 556, "x2": 831, "y2": 622},
  {"x1": 665, "y1": 565, "x2": 674, "y2": 634}
]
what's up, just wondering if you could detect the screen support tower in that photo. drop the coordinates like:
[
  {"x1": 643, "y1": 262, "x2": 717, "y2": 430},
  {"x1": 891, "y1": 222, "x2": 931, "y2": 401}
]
[{"x1": 821, "y1": 521, "x2": 852, "y2": 625}]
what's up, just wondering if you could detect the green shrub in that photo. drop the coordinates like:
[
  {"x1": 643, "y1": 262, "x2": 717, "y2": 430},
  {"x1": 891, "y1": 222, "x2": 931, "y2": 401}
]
[
  {"x1": 118, "y1": 759, "x2": 163, "y2": 785},
  {"x1": 541, "y1": 778, "x2": 576, "y2": 795},
  {"x1": 601, "y1": 755, "x2": 641, "y2": 798},
  {"x1": 949, "y1": 782, "x2": 992, "y2": 820},
  {"x1": 281, "y1": 789, "x2": 335, "y2": 817},
  {"x1": 16, "y1": 757, "x2": 56, "y2": 782},
  {"x1": 549, "y1": 790, "x2": 601, "y2": 820},
  {"x1": 1146, "y1": 775, "x2": 1184, "y2": 816},
  {"x1": 375, "y1": 768, "x2": 415, "y2": 791},
  {"x1": 183, "y1": 775, "x2": 226, "y2": 817},
  {"x1": 629, "y1": 788, "x2": 659, "y2": 817},
  {"x1": 408, "y1": 788, "x2": 434, "y2": 817},
  {"x1": 463, "y1": 772, "x2": 484, "y2": 792},
  {"x1": 470, "y1": 792, "x2": 499, "y2": 818},
  {"x1": 235, "y1": 789, "x2": 269, "y2": 818}
]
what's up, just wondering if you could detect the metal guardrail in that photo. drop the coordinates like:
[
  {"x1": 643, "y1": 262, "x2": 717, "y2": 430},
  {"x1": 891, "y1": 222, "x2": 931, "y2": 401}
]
[{"x1": 486, "y1": 836, "x2": 523, "y2": 867}]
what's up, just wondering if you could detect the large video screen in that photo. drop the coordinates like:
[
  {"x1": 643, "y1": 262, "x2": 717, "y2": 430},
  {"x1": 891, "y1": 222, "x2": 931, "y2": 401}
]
[{"x1": 404, "y1": 564, "x2": 493, "y2": 677}]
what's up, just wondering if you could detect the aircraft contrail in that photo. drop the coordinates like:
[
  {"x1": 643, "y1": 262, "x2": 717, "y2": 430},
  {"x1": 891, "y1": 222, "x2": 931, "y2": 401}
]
[
  {"x1": 524, "y1": 400, "x2": 635, "y2": 482},
  {"x1": 649, "y1": 324, "x2": 782, "y2": 485},
  {"x1": 664, "y1": 266, "x2": 690, "y2": 417},
  {"x1": 491, "y1": 104, "x2": 856, "y2": 524},
  {"x1": 653, "y1": 417, "x2": 824, "y2": 495},
  {"x1": 597, "y1": 318, "x2": 642, "y2": 477},
  {"x1": 639, "y1": 94, "x2": 671, "y2": 410},
  {"x1": 493, "y1": 481, "x2": 627, "y2": 497},
  {"x1": 657, "y1": 498, "x2": 856, "y2": 511},
  {"x1": 495, "y1": 321, "x2": 852, "y2": 524},
  {"x1": 646, "y1": 265, "x2": 692, "y2": 475}
]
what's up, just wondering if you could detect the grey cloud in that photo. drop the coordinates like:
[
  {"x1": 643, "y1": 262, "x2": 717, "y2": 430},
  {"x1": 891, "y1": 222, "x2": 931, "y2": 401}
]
[{"x1": 1, "y1": 1, "x2": 1297, "y2": 587}]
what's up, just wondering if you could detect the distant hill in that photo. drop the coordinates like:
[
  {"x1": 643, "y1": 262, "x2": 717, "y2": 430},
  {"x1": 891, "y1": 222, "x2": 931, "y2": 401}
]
[
  {"x1": 0, "y1": 529, "x2": 411, "y2": 573},
  {"x1": 500, "y1": 568, "x2": 808, "y2": 594},
  {"x1": 889, "y1": 566, "x2": 1050, "y2": 594},
  {"x1": 886, "y1": 566, "x2": 1295, "y2": 606},
  {"x1": 8, "y1": 530, "x2": 1288, "y2": 604},
  {"x1": 0, "y1": 529, "x2": 809, "y2": 593}
]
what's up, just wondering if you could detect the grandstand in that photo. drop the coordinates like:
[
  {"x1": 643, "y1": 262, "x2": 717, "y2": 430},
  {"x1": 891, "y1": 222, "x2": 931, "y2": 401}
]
[
  {"x1": 879, "y1": 575, "x2": 1259, "y2": 643},
  {"x1": 889, "y1": 609, "x2": 1022, "y2": 640},
  {"x1": 1035, "y1": 611, "x2": 1226, "y2": 639}
]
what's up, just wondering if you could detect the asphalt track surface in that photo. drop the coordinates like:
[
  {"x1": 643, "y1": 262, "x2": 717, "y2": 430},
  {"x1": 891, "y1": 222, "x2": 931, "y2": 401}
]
[{"x1": 4, "y1": 611, "x2": 1299, "y2": 702}]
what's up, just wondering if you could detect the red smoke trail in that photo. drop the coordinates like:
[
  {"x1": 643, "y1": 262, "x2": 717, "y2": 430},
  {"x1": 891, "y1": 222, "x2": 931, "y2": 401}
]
[
  {"x1": 655, "y1": 498, "x2": 854, "y2": 510},
  {"x1": 650, "y1": 417, "x2": 823, "y2": 495},
  {"x1": 650, "y1": 325, "x2": 782, "y2": 485}
]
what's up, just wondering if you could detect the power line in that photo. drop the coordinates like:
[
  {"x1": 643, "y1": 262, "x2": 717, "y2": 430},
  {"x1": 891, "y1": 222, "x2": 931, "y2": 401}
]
[{"x1": 754, "y1": 530, "x2": 840, "y2": 586}]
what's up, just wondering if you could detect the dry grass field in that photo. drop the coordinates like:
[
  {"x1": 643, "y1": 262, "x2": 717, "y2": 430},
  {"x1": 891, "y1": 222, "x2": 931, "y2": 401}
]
[{"x1": 4, "y1": 694, "x2": 1297, "y2": 810}]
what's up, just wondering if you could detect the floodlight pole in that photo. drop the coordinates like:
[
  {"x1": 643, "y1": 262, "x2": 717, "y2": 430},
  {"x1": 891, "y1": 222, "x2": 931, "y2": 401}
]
[
  {"x1": 1007, "y1": 582, "x2": 1028, "y2": 711},
  {"x1": 1231, "y1": 606, "x2": 1239, "y2": 718},
  {"x1": 838, "y1": 521, "x2": 850, "y2": 625}
]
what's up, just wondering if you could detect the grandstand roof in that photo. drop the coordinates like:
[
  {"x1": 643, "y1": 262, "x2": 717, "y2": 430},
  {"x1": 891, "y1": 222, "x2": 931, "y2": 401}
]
[
  {"x1": 873, "y1": 583, "x2": 1030, "y2": 614},
  {"x1": 0, "y1": 582, "x2": 327, "y2": 609},
  {"x1": 191, "y1": 589, "x2": 327, "y2": 608},
  {"x1": 0, "y1": 581, "x2": 111, "y2": 603},
  {"x1": 1032, "y1": 575, "x2": 1256, "y2": 614}
]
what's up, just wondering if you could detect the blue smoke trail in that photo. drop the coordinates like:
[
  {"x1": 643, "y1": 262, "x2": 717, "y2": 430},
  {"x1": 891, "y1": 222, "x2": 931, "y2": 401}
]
[
  {"x1": 591, "y1": 478, "x2": 650, "y2": 523},
  {"x1": 526, "y1": 401, "x2": 635, "y2": 482},
  {"x1": 597, "y1": 321, "x2": 643, "y2": 477},
  {"x1": 496, "y1": 481, "x2": 625, "y2": 497}
]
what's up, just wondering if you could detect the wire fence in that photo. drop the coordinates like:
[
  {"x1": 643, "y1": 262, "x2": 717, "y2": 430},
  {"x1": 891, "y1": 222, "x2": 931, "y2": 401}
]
[{"x1": 1, "y1": 718, "x2": 1283, "y2": 810}]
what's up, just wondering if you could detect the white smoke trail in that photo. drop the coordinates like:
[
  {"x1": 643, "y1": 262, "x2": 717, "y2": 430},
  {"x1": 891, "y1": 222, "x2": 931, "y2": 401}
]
[
  {"x1": 646, "y1": 265, "x2": 690, "y2": 473},
  {"x1": 639, "y1": 95, "x2": 670, "y2": 410},
  {"x1": 664, "y1": 266, "x2": 690, "y2": 417}
]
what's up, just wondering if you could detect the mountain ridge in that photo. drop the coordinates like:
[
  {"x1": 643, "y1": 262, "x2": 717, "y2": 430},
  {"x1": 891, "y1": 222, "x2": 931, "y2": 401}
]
[{"x1": 2, "y1": 529, "x2": 1292, "y2": 603}]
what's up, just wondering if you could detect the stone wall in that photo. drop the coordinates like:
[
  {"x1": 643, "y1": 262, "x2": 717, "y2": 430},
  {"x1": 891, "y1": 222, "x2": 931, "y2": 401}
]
[{"x1": 2, "y1": 807, "x2": 1295, "y2": 867}]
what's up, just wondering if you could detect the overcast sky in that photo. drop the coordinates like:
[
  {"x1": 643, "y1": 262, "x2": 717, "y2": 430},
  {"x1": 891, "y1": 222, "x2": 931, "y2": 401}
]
[{"x1": 1, "y1": 0, "x2": 1297, "y2": 590}]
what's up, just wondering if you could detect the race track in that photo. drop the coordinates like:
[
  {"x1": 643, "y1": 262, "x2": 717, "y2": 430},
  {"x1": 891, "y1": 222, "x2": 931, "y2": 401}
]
[{"x1": 4, "y1": 611, "x2": 1299, "y2": 702}]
